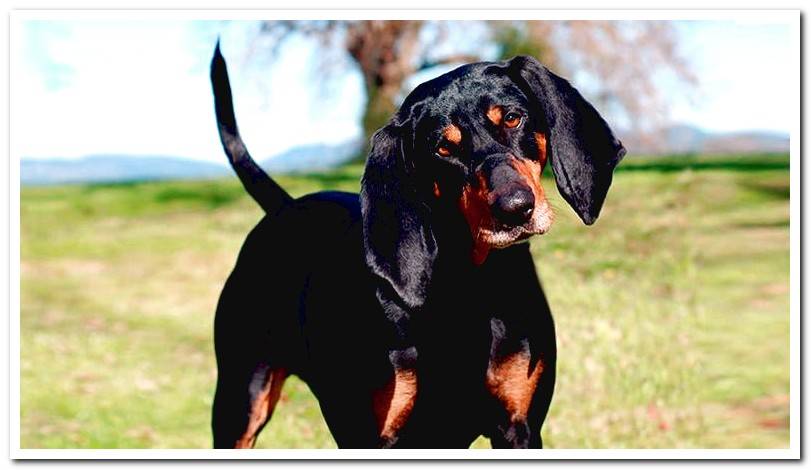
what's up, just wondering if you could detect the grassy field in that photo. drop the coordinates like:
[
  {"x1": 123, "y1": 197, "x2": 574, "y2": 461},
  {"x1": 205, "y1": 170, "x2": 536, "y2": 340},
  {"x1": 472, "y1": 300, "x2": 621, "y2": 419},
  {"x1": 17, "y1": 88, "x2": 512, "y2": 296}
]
[{"x1": 20, "y1": 153, "x2": 790, "y2": 449}]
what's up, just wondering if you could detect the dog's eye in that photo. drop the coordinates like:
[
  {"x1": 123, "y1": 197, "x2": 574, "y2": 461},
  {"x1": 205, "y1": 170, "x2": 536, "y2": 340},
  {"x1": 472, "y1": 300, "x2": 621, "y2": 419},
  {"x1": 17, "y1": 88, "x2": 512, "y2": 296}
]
[
  {"x1": 436, "y1": 146, "x2": 452, "y2": 157},
  {"x1": 504, "y1": 112, "x2": 523, "y2": 129}
]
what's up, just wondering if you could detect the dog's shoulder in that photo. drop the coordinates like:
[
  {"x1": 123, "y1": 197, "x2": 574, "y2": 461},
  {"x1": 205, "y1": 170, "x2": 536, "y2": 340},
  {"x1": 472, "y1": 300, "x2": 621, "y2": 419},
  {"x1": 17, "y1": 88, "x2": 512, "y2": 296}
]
[{"x1": 293, "y1": 191, "x2": 362, "y2": 230}]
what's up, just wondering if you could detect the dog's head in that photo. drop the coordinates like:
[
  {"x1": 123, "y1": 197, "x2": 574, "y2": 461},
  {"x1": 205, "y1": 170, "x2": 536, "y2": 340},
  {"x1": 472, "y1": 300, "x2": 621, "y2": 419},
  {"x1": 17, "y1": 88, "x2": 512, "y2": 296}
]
[{"x1": 361, "y1": 56, "x2": 626, "y2": 309}]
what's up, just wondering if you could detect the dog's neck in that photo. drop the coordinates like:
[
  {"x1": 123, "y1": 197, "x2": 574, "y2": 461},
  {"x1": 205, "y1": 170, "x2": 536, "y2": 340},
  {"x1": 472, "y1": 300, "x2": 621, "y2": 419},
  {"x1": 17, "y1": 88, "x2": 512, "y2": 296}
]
[
  {"x1": 429, "y1": 201, "x2": 507, "y2": 271},
  {"x1": 428, "y1": 208, "x2": 531, "y2": 291}
]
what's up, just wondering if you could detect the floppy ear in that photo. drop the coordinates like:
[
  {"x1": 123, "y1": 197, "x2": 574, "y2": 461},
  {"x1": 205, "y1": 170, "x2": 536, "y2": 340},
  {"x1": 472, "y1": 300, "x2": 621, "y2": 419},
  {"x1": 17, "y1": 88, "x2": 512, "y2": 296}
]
[
  {"x1": 360, "y1": 124, "x2": 437, "y2": 311},
  {"x1": 509, "y1": 56, "x2": 626, "y2": 225}
]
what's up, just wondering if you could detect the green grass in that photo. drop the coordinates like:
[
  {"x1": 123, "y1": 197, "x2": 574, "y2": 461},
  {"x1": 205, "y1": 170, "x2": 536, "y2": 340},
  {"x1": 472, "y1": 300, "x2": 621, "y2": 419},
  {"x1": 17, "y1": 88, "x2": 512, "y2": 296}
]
[{"x1": 20, "y1": 154, "x2": 789, "y2": 449}]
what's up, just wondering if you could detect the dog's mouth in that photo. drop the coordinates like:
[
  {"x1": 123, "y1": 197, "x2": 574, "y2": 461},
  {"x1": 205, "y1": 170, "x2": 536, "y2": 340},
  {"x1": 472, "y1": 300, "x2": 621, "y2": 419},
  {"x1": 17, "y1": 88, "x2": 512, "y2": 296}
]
[
  {"x1": 479, "y1": 212, "x2": 553, "y2": 248},
  {"x1": 479, "y1": 225, "x2": 538, "y2": 248},
  {"x1": 471, "y1": 202, "x2": 554, "y2": 264}
]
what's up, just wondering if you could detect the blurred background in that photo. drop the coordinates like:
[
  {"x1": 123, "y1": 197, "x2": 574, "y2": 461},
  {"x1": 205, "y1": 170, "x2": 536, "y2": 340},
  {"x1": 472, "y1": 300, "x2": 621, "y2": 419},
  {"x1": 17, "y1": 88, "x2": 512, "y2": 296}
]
[
  {"x1": 17, "y1": 19, "x2": 792, "y2": 449},
  {"x1": 17, "y1": 19, "x2": 792, "y2": 182}
]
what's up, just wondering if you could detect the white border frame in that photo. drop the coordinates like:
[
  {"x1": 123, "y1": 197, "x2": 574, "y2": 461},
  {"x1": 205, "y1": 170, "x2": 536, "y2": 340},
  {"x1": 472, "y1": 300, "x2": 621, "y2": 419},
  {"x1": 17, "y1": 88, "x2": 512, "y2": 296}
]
[{"x1": 8, "y1": 9, "x2": 801, "y2": 460}]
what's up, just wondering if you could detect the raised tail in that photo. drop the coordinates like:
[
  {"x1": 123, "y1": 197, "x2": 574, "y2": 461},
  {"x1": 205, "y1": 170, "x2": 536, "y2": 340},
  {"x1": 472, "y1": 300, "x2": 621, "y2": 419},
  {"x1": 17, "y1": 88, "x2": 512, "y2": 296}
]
[{"x1": 210, "y1": 41, "x2": 293, "y2": 214}]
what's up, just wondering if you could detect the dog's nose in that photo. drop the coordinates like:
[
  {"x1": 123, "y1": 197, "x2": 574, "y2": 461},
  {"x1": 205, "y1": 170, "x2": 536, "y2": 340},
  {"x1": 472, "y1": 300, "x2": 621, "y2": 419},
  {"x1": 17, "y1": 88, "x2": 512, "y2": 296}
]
[{"x1": 491, "y1": 187, "x2": 534, "y2": 227}]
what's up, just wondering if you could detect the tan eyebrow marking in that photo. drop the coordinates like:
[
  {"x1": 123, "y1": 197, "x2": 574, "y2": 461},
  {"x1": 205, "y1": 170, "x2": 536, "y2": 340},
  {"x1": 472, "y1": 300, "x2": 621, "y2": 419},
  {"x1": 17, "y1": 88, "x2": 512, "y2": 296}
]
[
  {"x1": 442, "y1": 124, "x2": 462, "y2": 145},
  {"x1": 487, "y1": 106, "x2": 503, "y2": 126}
]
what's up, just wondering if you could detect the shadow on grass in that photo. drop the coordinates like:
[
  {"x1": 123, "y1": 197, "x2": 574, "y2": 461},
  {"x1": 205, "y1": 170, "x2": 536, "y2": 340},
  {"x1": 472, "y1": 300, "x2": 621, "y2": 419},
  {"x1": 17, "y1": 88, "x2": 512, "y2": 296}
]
[
  {"x1": 152, "y1": 186, "x2": 245, "y2": 209},
  {"x1": 78, "y1": 180, "x2": 246, "y2": 209},
  {"x1": 617, "y1": 154, "x2": 789, "y2": 174},
  {"x1": 80, "y1": 180, "x2": 144, "y2": 192},
  {"x1": 734, "y1": 219, "x2": 790, "y2": 229},
  {"x1": 740, "y1": 181, "x2": 790, "y2": 201},
  {"x1": 293, "y1": 170, "x2": 361, "y2": 187}
]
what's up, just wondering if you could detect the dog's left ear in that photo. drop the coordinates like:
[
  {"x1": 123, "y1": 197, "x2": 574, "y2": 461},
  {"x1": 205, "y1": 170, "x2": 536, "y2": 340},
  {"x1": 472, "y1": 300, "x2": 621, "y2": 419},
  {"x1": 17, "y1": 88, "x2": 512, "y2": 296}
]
[
  {"x1": 360, "y1": 123, "x2": 437, "y2": 311},
  {"x1": 507, "y1": 56, "x2": 626, "y2": 225}
]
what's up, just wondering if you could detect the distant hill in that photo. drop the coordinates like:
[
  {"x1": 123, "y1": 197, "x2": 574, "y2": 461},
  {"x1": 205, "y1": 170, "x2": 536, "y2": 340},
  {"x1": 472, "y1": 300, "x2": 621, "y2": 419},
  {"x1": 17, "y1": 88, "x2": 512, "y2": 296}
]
[
  {"x1": 21, "y1": 139, "x2": 364, "y2": 186},
  {"x1": 20, "y1": 128, "x2": 787, "y2": 186},
  {"x1": 260, "y1": 139, "x2": 363, "y2": 173},
  {"x1": 620, "y1": 125, "x2": 789, "y2": 155},
  {"x1": 21, "y1": 155, "x2": 230, "y2": 186}
]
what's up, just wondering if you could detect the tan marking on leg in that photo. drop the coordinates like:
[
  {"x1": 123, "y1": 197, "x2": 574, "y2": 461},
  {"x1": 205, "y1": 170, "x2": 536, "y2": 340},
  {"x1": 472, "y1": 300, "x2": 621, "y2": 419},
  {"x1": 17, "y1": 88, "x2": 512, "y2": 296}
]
[
  {"x1": 372, "y1": 368, "x2": 418, "y2": 441},
  {"x1": 486, "y1": 353, "x2": 544, "y2": 421},
  {"x1": 442, "y1": 124, "x2": 462, "y2": 145},
  {"x1": 458, "y1": 171, "x2": 493, "y2": 265},
  {"x1": 487, "y1": 105, "x2": 503, "y2": 126},
  {"x1": 433, "y1": 181, "x2": 442, "y2": 198},
  {"x1": 234, "y1": 368, "x2": 287, "y2": 448}
]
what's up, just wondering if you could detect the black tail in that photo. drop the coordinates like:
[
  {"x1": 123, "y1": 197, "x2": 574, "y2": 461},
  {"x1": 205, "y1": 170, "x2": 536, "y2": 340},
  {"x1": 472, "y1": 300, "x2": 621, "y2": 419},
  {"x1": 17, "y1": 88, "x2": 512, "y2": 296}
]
[{"x1": 210, "y1": 41, "x2": 293, "y2": 215}]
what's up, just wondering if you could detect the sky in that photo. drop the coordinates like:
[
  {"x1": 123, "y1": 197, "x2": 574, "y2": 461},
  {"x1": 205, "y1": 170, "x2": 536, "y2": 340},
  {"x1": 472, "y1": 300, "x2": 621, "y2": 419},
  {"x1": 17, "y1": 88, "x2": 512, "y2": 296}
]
[
  {"x1": 13, "y1": 19, "x2": 795, "y2": 163},
  {"x1": 669, "y1": 20, "x2": 794, "y2": 134}
]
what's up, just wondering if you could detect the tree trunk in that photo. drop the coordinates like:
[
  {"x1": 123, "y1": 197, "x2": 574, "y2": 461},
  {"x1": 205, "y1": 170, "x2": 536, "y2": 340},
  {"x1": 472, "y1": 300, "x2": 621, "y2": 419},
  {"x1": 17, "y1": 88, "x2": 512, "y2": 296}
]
[
  {"x1": 363, "y1": 84, "x2": 399, "y2": 145},
  {"x1": 344, "y1": 20, "x2": 423, "y2": 156}
]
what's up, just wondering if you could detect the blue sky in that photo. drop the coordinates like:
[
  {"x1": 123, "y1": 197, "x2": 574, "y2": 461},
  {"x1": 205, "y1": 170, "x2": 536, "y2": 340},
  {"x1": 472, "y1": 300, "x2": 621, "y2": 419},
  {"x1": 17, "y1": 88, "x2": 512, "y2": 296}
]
[
  {"x1": 669, "y1": 20, "x2": 794, "y2": 134},
  {"x1": 14, "y1": 19, "x2": 794, "y2": 162}
]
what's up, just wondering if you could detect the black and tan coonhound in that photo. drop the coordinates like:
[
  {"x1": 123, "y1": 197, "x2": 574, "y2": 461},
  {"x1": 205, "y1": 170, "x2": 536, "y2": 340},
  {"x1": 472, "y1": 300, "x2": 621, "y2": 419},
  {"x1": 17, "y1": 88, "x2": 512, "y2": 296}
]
[{"x1": 209, "y1": 42, "x2": 625, "y2": 449}]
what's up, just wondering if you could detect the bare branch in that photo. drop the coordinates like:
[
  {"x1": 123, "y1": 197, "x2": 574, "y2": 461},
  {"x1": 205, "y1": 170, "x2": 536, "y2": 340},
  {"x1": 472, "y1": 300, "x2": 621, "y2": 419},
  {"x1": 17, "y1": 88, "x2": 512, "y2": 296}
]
[
  {"x1": 416, "y1": 54, "x2": 482, "y2": 72},
  {"x1": 248, "y1": 20, "x2": 697, "y2": 141}
]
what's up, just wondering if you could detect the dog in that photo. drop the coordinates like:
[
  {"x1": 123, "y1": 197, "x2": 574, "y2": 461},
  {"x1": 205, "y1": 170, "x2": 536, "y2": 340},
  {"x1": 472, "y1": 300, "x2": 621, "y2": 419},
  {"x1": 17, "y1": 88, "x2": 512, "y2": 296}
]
[{"x1": 209, "y1": 42, "x2": 625, "y2": 449}]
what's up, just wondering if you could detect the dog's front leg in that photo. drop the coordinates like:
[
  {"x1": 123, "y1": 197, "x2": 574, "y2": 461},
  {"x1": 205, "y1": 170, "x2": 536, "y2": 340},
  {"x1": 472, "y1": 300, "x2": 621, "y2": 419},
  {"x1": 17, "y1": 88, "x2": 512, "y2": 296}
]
[
  {"x1": 372, "y1": 347, "x2": 418, "y2": 448},
  {"x1": 486, "y1": 318, "x2": 553, "y2": 449},
  {"x1": 486, "y1": 349, "x2": 544, "y2": 449}
]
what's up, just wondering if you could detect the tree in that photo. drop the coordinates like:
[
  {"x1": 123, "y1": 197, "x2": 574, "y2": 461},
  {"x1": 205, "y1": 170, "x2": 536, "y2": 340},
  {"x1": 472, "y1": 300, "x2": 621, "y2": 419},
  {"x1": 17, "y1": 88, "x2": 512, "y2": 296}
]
[
  {"x1": 254, "y1": 20, "x2": 696, "y2": 149},
  {"x1": 257, "y1": 20, "x2": 480, "y2": 142},
  {"x1": 511, "y1": 21, "x2": 697, "y2": 130}
]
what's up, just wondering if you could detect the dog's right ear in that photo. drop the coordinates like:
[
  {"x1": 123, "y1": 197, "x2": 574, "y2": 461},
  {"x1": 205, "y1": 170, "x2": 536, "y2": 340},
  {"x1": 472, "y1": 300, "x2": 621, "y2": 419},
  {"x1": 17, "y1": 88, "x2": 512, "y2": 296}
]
[
  {"x1": 360, "y1": 124, "x2": 437, "y2": 311},
  {"x1": 506, "y1": 56, "x2": 626, "y2": 225}
]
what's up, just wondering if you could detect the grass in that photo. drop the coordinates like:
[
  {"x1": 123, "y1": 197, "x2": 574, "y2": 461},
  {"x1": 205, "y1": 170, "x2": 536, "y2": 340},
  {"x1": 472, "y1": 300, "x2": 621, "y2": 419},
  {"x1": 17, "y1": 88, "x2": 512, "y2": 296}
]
[{"x1": 20, "y1": 154, "x2": 789, "y2": 449}]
